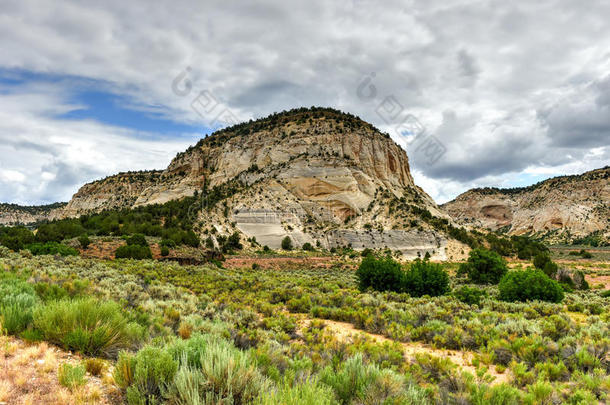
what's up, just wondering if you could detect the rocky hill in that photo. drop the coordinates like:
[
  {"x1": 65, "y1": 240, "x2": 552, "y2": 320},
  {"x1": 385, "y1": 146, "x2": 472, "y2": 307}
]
[
  {"x1": 61, "y1": 170, "x2": 163, "y2": 217},
  {"x1": 442, "y1": 167, "x2": 610, "y2": 244},
  {"x1": 3, "y1": 108, "x2": 469, "y2": 259},
  {"x1": 0, "y1": 202, "x2": 66, "y2": 226}
]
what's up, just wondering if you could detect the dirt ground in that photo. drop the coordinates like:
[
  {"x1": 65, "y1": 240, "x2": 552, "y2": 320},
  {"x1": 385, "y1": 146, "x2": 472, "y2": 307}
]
[
  {"x1": 79, "y1": 240, "x2": 163, "y2": 260},
  {"x1": 224, "y1": 255, "x2": 354, "y2": 270},
  {"x1": 0, "y1": 336, "x2": 120, "y2": 405}
]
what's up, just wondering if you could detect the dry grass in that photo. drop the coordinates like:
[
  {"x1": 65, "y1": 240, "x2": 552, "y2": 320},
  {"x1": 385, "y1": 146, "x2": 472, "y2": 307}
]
[{"x1": 0, "y1": 335, "x2": 121, "y2": 404}]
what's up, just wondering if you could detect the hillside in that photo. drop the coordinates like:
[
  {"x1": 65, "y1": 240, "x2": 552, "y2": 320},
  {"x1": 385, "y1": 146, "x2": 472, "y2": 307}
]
[
  {"x1": 442, "y1": 167, "x2": 610, "y2": 244},
  {"x1": 12, "y1": 107, "x2": 467, "y2": 259},
  {"x1": 0, "y1": 202, "x2": 66, "y2": 226},
  {"x1": 61, "y1": 170, "x2": 163, "y2": 217}
]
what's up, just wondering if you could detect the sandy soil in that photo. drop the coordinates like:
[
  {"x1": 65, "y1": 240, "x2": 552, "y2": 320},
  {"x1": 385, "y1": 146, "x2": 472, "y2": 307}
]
[{"x1": 0, "y1": 336, "x2": 120, "y2": 405}]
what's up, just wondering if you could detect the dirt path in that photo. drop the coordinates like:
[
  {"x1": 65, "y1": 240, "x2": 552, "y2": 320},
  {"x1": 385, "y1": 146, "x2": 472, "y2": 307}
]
[{"x1": 298, "y1": 316, "x2": 511, "y2": 385}]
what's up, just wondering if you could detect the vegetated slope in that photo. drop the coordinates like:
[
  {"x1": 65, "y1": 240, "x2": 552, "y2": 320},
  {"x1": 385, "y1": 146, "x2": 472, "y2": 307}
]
[
  {"x1": 8, "y1": 107, "x2": 468, "y2": 258},
  {"x1": 0, "y1": 202, "x2": 66, "y2": 226},
  {"x1": 442, "y1": 166, "x2": 610, "y2": 244}
]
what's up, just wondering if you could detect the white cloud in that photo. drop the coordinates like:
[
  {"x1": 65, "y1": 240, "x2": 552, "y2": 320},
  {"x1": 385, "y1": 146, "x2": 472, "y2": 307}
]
[
  {"x1": 0, "y1": 87, "x2": 196, "y2": 204},
  {"x1": 0, "y1": 0, "x2": 609, "y2": 204}
]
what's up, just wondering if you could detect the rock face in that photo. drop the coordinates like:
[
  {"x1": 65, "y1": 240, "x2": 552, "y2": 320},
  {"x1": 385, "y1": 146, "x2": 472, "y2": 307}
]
[
  {"x1": 0, "y1": 203, "x2": 66, "y2": 226},
  {"x1": 61, "y1": 171, "x2": 163, "y2": 217},
  {"x1": 170, "y1": 108, "x2": 453, "y2": 258},
  {"x1": 442, "y1": 167, "x2": 610, "y2": 244},
  {"x1": 5, "y1": 108, "x2": 465, "y2": 259}
]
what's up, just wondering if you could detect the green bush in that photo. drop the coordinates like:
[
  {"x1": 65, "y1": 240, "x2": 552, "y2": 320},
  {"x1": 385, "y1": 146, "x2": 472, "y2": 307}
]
[
  {"x1": 33, "y1": 298, "x2": 144, "y2": 357},
  {"x1": 579, "y1": 249, "x2": 593, "y2": 259},
  {"x1": 126, "y1": 233, "x2": 148, "y2": 247},
  {"x1": 115, "y1": 244, "x2": 153, "y2": 259},
  {"x1": 533, "y1": 253, "x2": 559, "y2": 277},
  {"x1": 453, "y1": 285, "x2": 487, "y2": 305},
  {"x1": 498, "y1": 270, "x2": 564, "y2": 303},
  {"x1": 0, "y1": 226, "x2": 35, "y2": 251},
  {"x1": 165, "y1": 334, "x2": 268, "y2": 404},
  {"x1": 160, "y1": 238, "x2": 177, "y2": 248},
  {"x1": 320, "y1": 354, "x2": 426, "y2": 404},
  {"x1": 78, "y1": 234, "x2": 91, "y2": 249},
  {"x1": 114, "y1": 346, "x2": 177, "y2": 405},
  {"x1": 257, "y1": 379, "x2": 335, "y2": 405},
  {"x1": 58, "y1": 363, "x2": 86, "y2": 390},
  {"x1": 302, "y1": 242, "x2": 314, "y2": 251},
  {"x1": 542, "y1": 261, "x2": 558, "y2": 278},
  {"x1": 402, "y1": 259, "x2": 450, "y2": 297},
  {"x1": 533, "y1": 253, "x2": 551, "y2": 270},
  {"x1": 160, "y1": 246, "x2": 170, "y2": 256},
  {"x1": 281, "y1": 236, "x2": 293, "y2": 250},
  {"x1": 458, "y1": 248, "x2": 508, "y2": 284},
  {"x1": 26, "y1": 242, "x2": 79, "y2": 256},
  {"x1": 0, "y1": 277, "x2": 38, "y2": 334},
  {"x1": 356, "y1": 256, "x2": 404, "y2": 293},
  {"x1": 182, "y1": 230, "x2": 201, "y2": 247}
]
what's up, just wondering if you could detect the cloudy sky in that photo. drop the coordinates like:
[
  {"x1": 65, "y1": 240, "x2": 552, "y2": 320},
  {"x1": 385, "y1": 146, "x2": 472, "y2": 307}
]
[{"x1": 1, "y1": 0, "x2": 609, "y2": 205}]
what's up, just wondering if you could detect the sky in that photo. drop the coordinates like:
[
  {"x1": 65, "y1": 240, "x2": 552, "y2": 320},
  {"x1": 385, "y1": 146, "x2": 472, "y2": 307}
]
[{"x1": 0, "y1": 0, "x2": 609, "y2": 205}]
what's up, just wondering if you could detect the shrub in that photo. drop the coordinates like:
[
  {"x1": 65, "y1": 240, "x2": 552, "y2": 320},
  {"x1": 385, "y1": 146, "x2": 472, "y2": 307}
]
[
  {"x1": 182, "y1": 230, "x2": 201, "y2": 247},
  {"x1": 361, "y1": 248, "x2": 374, "y2": 257},
  {"x1": 281, "y1": 236, "x2": 293, "y2": 250},
  {"x1": 115, "y1": 244, "x2": 153, "y2": 259},
  {"x1": 78, "y1": 235, "x2": 91, "y2": 249},
  {"x1": 114, "y1": 346, "x2": 177, "y2": 404},
  {"x1": 458, "y1": 248, "x2": 508, "y2": 284},
  {"x1": 453, "y1": 285, "x2": 487, "y2": 305},
  {"x1": 58, "y1": 363, "x2": 86, "y2": 390},
  {"x1": 126, "y1": 233, "x2": 148, "y2": 247},
  {"x1": 33, "y1": 298, "x2": 143, "y2": 357},
  {"x1": 402, "y1": 259, "x2": 450, "y2": 297},
  {"x1": 498, "y1": 270, "x2": 564, "y2": 303},
  {"x1": 542, "y1": 261, "x2": 558, "y2": 278},
  {"x1": 356, "y1": 256, "x2": 404, "y2": 293},
  {"x1": 165, "y1": 335, "x2": 268, "y2": 404},
  {"x1": 113, "y1": 351, "x2": 137, "y2": 389},
  {"x1": 160, "y1": 246, "x2": 170, "y2": 257},
  {"x1": 0, "y1": 277, "x2": 38, "y2": 334},
  {"x1": 219, "y1": 232, "x2": 243, "y2": 252},
  {"x1": 302, "y1": 242, "x2": 314, "y2": 251},
  {"x1": 319, "y1": 354, "x2": 424, "y2": 404},
  {"x1": 26, "y1": 242, "x2": 79, "y2": 256},
  {"x1": 0, "y1": 226, "x2": 35, "y2": 251},
  {"x1": 160, "y1": 238, "x2": 177, "y2": 248},
  {"x1": 533, "y1": 253, "x2": 558, "y2": 277},
  {"x1": 579, "y1": 249, "x2": 593, "y2": 259},
  {"x1": 258, "y1": 379, "x2": 335, "y2": 405},
  {"x1": 320, "y1": 354, "x2": 377, "y2": 404},
  {"x1": 83, "y1": 358, "x2": 106, "y2": 376},
  {"x1": 533, "y1": 253, "x2": 551, "y2": 270}
]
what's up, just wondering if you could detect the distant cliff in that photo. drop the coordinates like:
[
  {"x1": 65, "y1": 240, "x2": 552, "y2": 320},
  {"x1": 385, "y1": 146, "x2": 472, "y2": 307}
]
[{"x1": 442, "y1": 167, "x2": 610, "y2": 244}]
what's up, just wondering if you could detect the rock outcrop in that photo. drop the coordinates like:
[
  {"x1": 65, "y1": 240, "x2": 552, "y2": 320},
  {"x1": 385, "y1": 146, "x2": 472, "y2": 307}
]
[
  {"x1": 0, "y1": 203, "x2": 66, "y2": 226},
  {"x1": 4, "y1": 108, "x2": 468, "y2": 259},
  {"x1": 442, "y1": 167, "x2": 610, "y2": 244},
  {"x1": 61, "y1": 171, "x2": 163, "y2": 217}
]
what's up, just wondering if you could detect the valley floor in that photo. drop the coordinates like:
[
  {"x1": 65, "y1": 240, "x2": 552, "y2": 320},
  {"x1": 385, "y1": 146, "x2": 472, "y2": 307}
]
[{"x1": 0, "y1": 247, "x2": 608, "y2": 404}]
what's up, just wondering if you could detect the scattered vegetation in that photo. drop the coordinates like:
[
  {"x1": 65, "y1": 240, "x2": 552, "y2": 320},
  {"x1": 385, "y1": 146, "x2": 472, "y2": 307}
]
[{"x1": 0, "y1": 236, "x2": 607, "y2": 404}]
